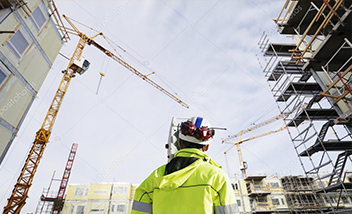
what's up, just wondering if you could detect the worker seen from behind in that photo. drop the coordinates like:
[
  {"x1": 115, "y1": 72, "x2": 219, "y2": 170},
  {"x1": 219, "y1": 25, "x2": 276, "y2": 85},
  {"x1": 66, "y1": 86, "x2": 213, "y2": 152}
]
[{"x1": 131, "y1": 116, "x2": 237, "y2": 214}]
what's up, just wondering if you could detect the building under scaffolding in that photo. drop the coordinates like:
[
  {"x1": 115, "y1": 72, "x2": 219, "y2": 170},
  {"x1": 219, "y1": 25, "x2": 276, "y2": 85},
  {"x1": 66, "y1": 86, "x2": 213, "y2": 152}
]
[{"x1": 259, "y1": 0, "x2": 352, "y2": 213}]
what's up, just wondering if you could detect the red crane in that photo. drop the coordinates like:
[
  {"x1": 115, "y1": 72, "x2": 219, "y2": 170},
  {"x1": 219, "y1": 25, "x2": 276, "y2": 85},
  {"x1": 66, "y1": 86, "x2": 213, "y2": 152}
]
[{"x1": 36, "y1": 143, "x2": 78, "y2": 214}]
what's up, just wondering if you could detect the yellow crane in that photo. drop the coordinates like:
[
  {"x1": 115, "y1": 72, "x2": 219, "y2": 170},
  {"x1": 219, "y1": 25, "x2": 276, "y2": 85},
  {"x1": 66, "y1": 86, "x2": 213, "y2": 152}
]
[
  {"x1": 222, "y1": 124, "x2": 286, "y2": 175},
  {"x1": 3, "y1": 14, "x2": 188, "y2": 214},
  {"x1": 222, "y1": 103, "x2": 307, "y2": 175},
  {"x1": 222, "y1": 114, "x2": 287, "y2": 176}
]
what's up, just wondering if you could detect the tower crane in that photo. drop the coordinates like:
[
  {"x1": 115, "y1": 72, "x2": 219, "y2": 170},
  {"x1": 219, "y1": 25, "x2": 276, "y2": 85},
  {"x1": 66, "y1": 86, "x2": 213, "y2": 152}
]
[
  {"x1": 3, "y1": 14, "x2": 188, "y2": 214},
  {"x1": 222, "y1": 115, "x2": 287, "y2": 176},
  {"x1": 222, "y1": 124, "x2": 286, "y2": 175},
  {"x1": 221, "y1": 103, "x2": 307, "y2": 175}
]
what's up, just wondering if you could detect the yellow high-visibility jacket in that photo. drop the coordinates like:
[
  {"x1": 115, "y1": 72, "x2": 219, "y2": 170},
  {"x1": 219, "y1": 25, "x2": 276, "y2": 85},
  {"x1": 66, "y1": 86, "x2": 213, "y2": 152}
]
[{"x1": 131, "y1": 148, "x2": 237, "y2": 214}]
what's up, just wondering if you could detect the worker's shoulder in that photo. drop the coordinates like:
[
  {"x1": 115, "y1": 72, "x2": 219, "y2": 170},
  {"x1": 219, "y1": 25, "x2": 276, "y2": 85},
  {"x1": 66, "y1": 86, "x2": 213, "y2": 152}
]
[
  {"x1": 149, "y1": 164, "x2": 167, "y2": 177},
  {"x1": 198, "y1": 161, "x2": 228, "y2": 178}
]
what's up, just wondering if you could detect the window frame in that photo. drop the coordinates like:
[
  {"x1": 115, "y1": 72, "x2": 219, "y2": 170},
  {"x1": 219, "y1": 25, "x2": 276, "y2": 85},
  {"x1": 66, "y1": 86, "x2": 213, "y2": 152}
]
[
  {"x1": 74, "y1": 188, "x2": 84, "y2": 197},
  {"x1": 6, "y1": 27, "x2": 31, "y2": 59},
  {"x1": 70, "y1": 205, "x2": 75, "y2": 214},
  {"x1": 114, "y1": 186, "x2": 127, "y2": 195},
  {"x1": 342, "y1": 196, "x2": 350, "y2": 204},
  {"x1": 30, "y1": 3, "x2": 48, "y2": 33},
  {"x1": 281, "y1": 198, "x2": 285, "y2": 205},
  {"x1": 0, "y1": 66, "x2": 10, "y2": 90},
  {"x1": 272, "y1": 198, "x2": 280, "y2": 206},
  {"x1": 269, "y1": 182, "x2": 280, "y2": 188},
  {"x1": 116, "y1": 204, "x2": 125, "y2": 213},
  {"x1": 76, "y1": 205, "x2": 85, "y2": 214}
]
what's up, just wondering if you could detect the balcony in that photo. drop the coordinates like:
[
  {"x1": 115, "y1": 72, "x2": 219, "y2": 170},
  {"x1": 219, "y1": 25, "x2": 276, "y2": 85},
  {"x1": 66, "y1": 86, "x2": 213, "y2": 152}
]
[
  {"x1": 246, "y1": 183, "x2": 271, "y2": 197},
  {"x1": 250, "y1": 201, "x2": 274, "y2": 213}
]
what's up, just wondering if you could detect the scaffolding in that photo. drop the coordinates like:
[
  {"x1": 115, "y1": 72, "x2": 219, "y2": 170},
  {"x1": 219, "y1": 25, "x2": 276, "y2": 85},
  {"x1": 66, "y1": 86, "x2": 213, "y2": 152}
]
[
  {"x1": 259, "y1": 0, "x2": 352, "y2": 213},
  {"x1": 0, "y1": 0, "x2": 31, "y2": 16},
  {"x1": 281, "y1": 175, "x2": 327, "y2": 213},
  {"x1": 45, "y1": 0, "x2": 70, "y2": 42}
]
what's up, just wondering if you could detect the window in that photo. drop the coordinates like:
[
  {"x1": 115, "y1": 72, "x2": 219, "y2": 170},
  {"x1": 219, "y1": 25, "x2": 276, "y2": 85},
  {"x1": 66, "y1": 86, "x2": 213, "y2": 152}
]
[
  {"x1": 342, "y1": 196, "x2": 350, "y2": 204},
  {"x1": 330, "y1": 196, "x2": 336, "y2": 203},
  {"x1": 91, "y1": 209, "x2": 104, "y2": 212},
  {"x1": 76, "y1": 206, "x2": 84, "y2": 214},
  {"x1": 0, "y1": 69, "x2": 8, "y2": 87},
  {"x1": 269, "y1": 182, "x2": 279, "y2": 188},
  {"x1": 116, "y1": 204, "x2": 125, "y2": 212},
  {"x1": 6, "y1": 29, "x2": 30, "y2": 58},
  {"x1": 74, "y1": 188, "x2": 84, "y2": 196},
  {"x1": 94, "y1": 190, "x2": 107, "y2": 194},
  {"x1": 112, "y1": 205, "x2": 115, "y2": 212},
  {"x1": 256, "y1": 198, "x2": 267, "y2": 203},
  {"x1": 85, "y1": 188, "x2": 89, "y2": 196},
  {"x1": 236, "y1": 200, "x2": 241, "y2": 207},
  {"x1": 70, "y1": 206, "x2": 75, "y2": 214},
  {"x1": 232, "y1": 183, "x2": 238, "y2": 190},
  {"x1": 281, "y1": 198, "x2": 285, "y2": 205},
  {"x1": 114, "y1": 187, "x2": 127, "y2": 195},
  {"x1": 272, "y1": 198, "x2": 280, "y2": 206},
  {"x1": 31, "y1": 5, "x2": 46, "y2": 31}
]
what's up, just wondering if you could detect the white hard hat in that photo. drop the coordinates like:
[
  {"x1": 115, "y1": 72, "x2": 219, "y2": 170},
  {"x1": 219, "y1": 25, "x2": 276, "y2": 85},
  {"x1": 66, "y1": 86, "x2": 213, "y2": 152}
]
[{"x1": 178, "y1": 117, "x2": 215, "y2": 145}]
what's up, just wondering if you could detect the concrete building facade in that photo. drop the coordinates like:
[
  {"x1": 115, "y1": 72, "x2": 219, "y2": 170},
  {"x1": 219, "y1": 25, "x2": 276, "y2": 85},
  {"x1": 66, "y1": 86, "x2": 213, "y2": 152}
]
[{"x1": 0, "y1": 0, "x2": 63, "y2": 164}]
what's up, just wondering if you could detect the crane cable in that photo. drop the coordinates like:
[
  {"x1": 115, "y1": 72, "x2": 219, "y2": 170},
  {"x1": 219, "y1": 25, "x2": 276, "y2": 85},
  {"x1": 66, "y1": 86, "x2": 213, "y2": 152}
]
[
  {"x1": 67, "y1": 15, "x2": 183, "y2": 99},
  {"x1": 96, "y1": 57, "x2": 107, "y2": 94},
  {"x1": 101, "y1": 34, "x2": 181, "y2": 97},
  {"x1": 68, "y1": 17, "x2": 126, "y2": 59}
]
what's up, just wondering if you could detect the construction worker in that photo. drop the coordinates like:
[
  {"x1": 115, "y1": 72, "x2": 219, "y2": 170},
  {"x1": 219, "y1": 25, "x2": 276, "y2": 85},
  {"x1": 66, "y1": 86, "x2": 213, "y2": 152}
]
[{"x1": 131, "y1": 117, "x2": 237, "y2": 214}]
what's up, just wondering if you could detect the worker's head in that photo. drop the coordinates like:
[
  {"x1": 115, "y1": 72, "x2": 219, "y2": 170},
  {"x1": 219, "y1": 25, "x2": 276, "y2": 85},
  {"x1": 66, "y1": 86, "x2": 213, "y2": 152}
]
[{"x1": 178, "y1": 117, "x2": 215, "y2": 152}]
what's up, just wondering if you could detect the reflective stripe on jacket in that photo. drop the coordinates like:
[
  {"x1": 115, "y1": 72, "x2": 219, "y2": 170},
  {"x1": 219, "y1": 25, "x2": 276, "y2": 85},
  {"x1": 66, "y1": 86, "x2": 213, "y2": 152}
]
[{"x1": 131, "y1": 148, "x2": 237, "y2": 214}]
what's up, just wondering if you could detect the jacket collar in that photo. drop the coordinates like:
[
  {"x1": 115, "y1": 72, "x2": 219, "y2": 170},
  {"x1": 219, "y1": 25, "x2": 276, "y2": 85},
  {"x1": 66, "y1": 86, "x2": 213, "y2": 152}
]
[{"x1": 174, "y1": 148, "x2": 222, "y2": 168}]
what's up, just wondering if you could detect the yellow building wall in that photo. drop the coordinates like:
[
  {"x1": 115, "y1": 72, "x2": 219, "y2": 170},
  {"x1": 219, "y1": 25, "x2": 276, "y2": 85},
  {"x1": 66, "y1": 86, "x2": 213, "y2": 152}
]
[
  {"x1": 88, "y1": 184, "x2": 112, "y2": 200},
  {"x1": 110, "y1": 200, "x2": 130, "y2": 214},
  {"x1": 87, "y1": 201, "x2": 109, "y2": 214},
  {"x1": 130, "y1": 185, "x2": 138, "y2": 200},
  {"x1": 62, "y1": 201, "x2": 88, "y2": 214},
  {"x1": 111, "y1": 183, "x2": 131, "y2": 200},
  {"x1": 0, "y1": 78, "x2": 33, "y2": 126},
  {"x1": 65, "y1": 184, "x2": 90, "y2": 201}
]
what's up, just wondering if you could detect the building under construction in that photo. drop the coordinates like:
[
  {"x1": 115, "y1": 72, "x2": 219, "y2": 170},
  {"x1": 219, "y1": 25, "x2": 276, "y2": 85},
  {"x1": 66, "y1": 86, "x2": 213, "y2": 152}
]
[
  {"x1": 1, "y1": 0, "x2": 352, "y2": 213},
  {"x1": 58, "y1": 183, "x2": 138, "y2": 214},
  {"x1": 259, "y1": 0, "x2": 352, "y2": 213},
  {"x1": 0, "y1": 0, "x2": 64, "y2": 165}
]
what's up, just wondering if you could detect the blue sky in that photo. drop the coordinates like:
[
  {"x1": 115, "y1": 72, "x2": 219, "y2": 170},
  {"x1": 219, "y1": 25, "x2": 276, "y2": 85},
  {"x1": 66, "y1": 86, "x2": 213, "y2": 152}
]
[{"x1": 0, "y1": 1, "x2": 306, "y2": 212}]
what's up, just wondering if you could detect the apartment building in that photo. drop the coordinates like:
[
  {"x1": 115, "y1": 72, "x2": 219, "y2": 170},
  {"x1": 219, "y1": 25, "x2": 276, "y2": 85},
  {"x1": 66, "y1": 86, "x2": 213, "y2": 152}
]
[{"x1": 0, "y1": 0, "x2": 64, "y2": 164}]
